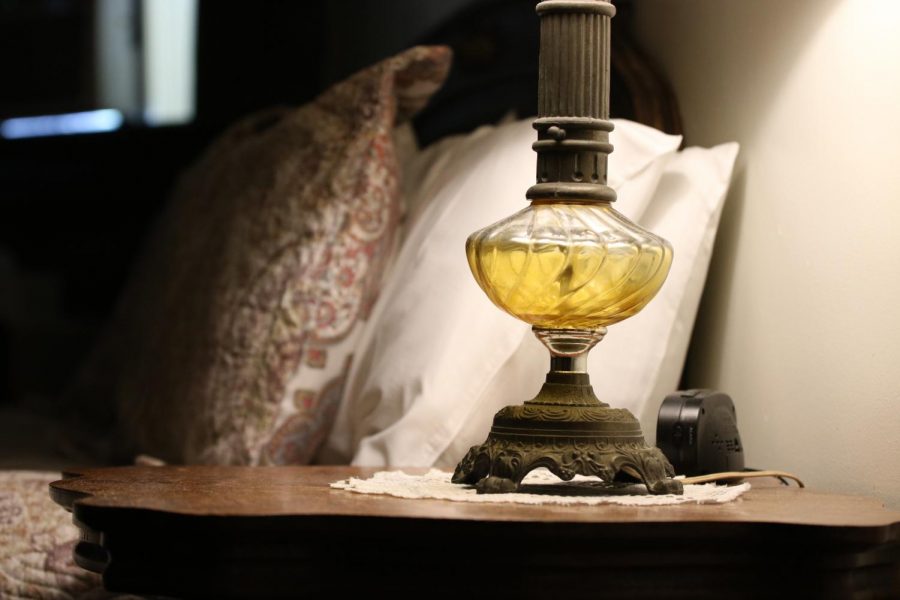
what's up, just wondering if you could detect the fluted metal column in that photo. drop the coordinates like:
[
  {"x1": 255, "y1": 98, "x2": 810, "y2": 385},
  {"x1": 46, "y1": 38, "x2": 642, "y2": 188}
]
[{"x1": 527, "y1": 0, "x2": 616, "y2": 203}]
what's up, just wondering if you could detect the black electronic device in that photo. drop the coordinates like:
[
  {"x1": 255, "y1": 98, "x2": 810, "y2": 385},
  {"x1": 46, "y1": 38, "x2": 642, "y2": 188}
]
[{"x1": 656, "y1": 390, "x2": 745, "y2": 476}]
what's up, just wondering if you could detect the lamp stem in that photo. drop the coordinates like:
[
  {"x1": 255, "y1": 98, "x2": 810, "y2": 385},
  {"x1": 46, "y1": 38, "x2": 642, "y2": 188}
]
[
  {"x1": 550, "y1": 353, "x2": 587, "y2": 374},
  {"x1": 528, "y1": 0, "x2": 617, "y2": 203}
]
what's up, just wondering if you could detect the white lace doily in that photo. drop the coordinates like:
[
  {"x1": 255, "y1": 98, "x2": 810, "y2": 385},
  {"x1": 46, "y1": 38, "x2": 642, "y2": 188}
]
[{"x1": 331, "y1": 469, "x2": 750, "y2": 506}]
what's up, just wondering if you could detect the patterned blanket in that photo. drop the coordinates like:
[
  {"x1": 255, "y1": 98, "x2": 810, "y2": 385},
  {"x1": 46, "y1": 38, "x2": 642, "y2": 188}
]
[{"x1": 0, "y1": 471, "x2": 126, "y2": 600}]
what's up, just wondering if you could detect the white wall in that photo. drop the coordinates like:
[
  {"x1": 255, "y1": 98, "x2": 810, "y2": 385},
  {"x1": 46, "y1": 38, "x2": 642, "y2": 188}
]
[{"x1": 634, "y1": 0, "x2": 900, "y2": 507}]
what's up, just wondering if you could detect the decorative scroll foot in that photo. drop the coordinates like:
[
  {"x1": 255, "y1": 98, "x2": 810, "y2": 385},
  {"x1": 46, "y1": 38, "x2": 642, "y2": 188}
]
[
  {"x1": 475, "y1": 476, "x2": 519, "y2": 494},
  {"x1": 646, "y1": 477, "x2": 684, "y2": 495},
  {"x1": 616, "y1": 445, "x2": 684, "y2": 495}
]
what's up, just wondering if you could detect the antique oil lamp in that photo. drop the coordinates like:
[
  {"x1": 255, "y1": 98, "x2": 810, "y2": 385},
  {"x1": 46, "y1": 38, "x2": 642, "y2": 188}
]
[{"x1": 453, "y1": 0, "x2": 682, "y2": 495}]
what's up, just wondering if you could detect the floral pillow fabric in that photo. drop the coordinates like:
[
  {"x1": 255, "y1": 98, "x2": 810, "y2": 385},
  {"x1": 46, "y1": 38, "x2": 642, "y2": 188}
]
[
  {"x1": 72, "y1": 46, "x2": 451, "y2": 465},
  {"x1": 0, "y1": 471, "x2": 99, "y2": 598}
]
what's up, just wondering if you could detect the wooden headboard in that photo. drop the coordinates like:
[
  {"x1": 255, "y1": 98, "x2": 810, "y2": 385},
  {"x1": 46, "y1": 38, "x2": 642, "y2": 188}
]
[{"x1": 413, "y1": 0, "x2": 682, "y2": 146}]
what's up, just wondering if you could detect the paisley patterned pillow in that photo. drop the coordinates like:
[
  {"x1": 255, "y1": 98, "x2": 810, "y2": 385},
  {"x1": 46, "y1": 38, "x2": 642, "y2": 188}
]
[{"x1": 76, "y1": 46, "x2": 451, "y2": 465}]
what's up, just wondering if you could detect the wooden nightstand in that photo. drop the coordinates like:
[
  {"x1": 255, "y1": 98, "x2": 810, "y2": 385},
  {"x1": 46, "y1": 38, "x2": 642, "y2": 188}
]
[{"x1": 50, "y1": 465, "x2": 900, "y2": 598}]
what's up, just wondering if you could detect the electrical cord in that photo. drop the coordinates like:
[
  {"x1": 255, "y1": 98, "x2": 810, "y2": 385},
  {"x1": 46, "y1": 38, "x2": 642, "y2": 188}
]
[{"x1": 680, "y1": 470, "x2": 805, "y2": 488}]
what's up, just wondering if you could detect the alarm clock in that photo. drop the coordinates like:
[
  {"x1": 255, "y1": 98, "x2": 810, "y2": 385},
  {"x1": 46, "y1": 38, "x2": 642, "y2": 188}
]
[{"x1": 656, "y1": 390, "x2": 745, "y2": 476}]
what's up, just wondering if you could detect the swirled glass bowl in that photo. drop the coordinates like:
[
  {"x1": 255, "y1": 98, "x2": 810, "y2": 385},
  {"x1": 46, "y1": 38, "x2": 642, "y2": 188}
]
[{"x1": 466, "y1": 202, "x2": 672, "y2": 330}]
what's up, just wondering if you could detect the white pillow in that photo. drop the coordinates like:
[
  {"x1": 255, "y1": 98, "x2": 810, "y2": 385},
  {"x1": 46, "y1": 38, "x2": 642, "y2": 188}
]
[
  {"x1": 318, "y1": 118, "x2": 683, "y2": 466},
  {"x1": 436, "y1": 142, "x2": 739, "y2": 466}
]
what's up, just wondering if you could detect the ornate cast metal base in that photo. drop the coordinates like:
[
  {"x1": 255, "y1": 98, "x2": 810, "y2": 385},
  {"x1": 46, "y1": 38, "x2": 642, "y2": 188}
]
[{"x1": 453, "y1": 331, "x2": 683, "y2": 495}]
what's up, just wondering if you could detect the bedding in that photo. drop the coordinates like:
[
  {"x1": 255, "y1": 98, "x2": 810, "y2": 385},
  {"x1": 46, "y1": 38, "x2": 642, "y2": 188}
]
[
  {"x1": 0, "y1": 471, "x2": 101, "y2": 598},
  {"x1": 65, "y1": 46, "x2": 451, "y2": 467}
]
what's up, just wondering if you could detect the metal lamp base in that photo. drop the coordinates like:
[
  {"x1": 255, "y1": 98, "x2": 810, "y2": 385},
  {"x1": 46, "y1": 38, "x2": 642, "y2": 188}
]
[{"x1": 452, "y1": 368, "x2": 683, "y2": 496}]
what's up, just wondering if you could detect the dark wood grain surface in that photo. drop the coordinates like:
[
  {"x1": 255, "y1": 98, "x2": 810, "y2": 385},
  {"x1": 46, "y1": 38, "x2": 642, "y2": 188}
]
[
  {"x1": 50, "y1": 466, "x2": 900, "y2": 599},
  {"x1": 51, "y1": 465, "x2": 899, "y2": 527}
]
